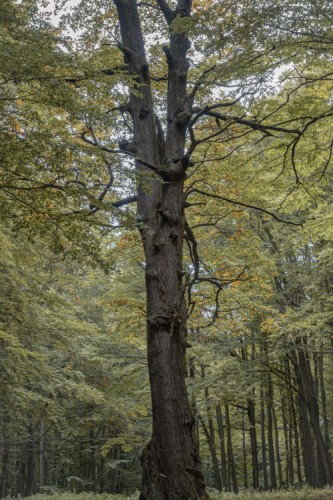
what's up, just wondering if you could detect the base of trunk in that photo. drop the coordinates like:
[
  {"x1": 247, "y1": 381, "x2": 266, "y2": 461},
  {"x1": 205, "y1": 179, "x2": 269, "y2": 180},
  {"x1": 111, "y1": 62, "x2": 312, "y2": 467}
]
[{"x1": 139, "y1": 440, "x2": 209, "y2": 500}]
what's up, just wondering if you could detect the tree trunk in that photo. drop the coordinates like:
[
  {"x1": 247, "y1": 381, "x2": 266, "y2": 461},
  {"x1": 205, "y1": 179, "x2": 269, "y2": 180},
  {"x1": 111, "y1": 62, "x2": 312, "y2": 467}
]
[
  {"x1": 198, "y1": 414, "x2": 221, "y2": 491},
  {"x1": 0, "y1": 418, "x2": 9, "y2": 500},
  {"x1": 293, "y1": 349, "x2": 317, "y2": 486},
  {"x1": 266, "y1": 372, "x2": 277, "y2": 489},
  {"x1": 39, "y1": 419, "x2": 46, "y2": 491},
  {"x1": 113, "y1": 1, "x2": 207, "y2": 498},
  {"x1": 216, "y1": 403, "x2": 228, "y2": 491},
  {"x1": 318, "y1": 349, "x2": 331, "y2": 458},
  {"x1": 280, "y1": 383, "x2": 290, "y2": 487},
  {"x1": 287, "y1": 358, "x2": 302, "y2": 484},
  {"x1": 200, "y1": 365, "x2": 222, "y2": 491},
  {"x1": 242, "y1": 415, "x2": 248, "y2": 489},
  {"x1": 225, "y1": 402, "x2": 238, "y2": 493},
  {"x1": 272, "y1": 399, "x2": 282, "y2": 487},
  {"x1": 297, "y1": 344, "x2": 333, "y2": 485},
  {"x1": 25, "y1": 423, "x2": 35, "y2": 497},
  {"x1": 260, "y1": 385, "x2": 269, "y2": 490},
  {"x1": 247, "y1": 396, "x2": 259, "y2": 489}
]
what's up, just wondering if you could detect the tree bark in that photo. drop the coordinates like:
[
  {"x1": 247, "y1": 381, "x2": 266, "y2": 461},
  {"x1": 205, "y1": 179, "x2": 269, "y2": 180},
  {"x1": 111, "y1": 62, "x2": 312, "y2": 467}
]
[
  {"x1": 216, "y1": 403, "x2": 228, "y2": 491},
  {"x1": 25, "y1": 423, "x2": 34, "y2": 497},
  {"x1": 318, "y1": 349, "x2": 331, "y2": 459},
  {"x1": 242, "y1": 415, "x2": 248, "y2": 489},
  {"x1": 296, "y1": 343, "x2": 333, "y2": 486},
  {"x1": 113, "y1": 1, "x2": 207, "y2": 498},
  {"x1": 0, "y1": 417, "x2": 9, "y2": 500},
  {"x1": 260, "y1": 385, "x2": 269, "y2": 490},
  {"x1": 200, "y1": 365, "x2": 222, "y2": 491},
  {"x1": 272, "y1": 398, "x2": 282, "y2": 487},
  {"x1": 39, "y1": 419, "x2": 46, "y2": 491},
  {"x1": 292, "y1": 349, "x2": 317, "y2": 486},
  {"x1": 247, "y1": 396, "x2": 259, "y2": 489},
  {"x1": 225, "y1": 402, "x2": 238, "y2": 493},
  {"x1": 266, "y1": 371, "x2": 277, "y2": 489}
]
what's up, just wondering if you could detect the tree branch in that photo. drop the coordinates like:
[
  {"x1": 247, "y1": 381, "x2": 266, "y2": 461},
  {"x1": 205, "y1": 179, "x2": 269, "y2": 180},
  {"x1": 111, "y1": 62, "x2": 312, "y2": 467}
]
[
  {"x1": 156, "y1": 0, "x2": 174, "y2": 24},
  {"x1": 112, "y1": 195, "x2": 138, "y2": 208},
  {"x1": 191, "y1": 107, "x2": 301, "y2": 136},
  {"x1": 187, "y1": 188, "x2": 303, "y2": 226}
]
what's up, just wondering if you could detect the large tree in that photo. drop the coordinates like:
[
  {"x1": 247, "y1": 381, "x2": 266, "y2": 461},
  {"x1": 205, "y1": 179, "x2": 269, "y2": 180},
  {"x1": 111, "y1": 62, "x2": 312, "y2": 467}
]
[{"x1": 109, "y1": 1, "x2": 208, "y2": 497}]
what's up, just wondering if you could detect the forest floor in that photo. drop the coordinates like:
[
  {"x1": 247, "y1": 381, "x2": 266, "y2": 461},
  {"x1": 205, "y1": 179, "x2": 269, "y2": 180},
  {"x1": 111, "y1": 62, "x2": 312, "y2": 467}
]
[{"x1": 18, "y1": 486, "x2": 333, "y2": 500}]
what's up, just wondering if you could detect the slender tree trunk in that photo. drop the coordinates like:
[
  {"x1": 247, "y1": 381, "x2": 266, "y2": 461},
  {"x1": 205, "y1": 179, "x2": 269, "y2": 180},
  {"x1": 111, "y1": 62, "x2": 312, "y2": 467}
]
[
  {"x1": 299, "y1": 346, "x2": 333, "y2": 485},
  {"x1": 260, "y1": 385, "x2": 269, "y2": 490},
  {"x1": 216, "y1": 403, "x2": 228, "y2": 491},
  {"x1": 318, "y1": 349, "x2": 331, "y2": 457},
  {"x1": 90, "y1": 427, "x2": 97, "y2": 492},
  {"x1": 286, "y1": 358, "x2": 302, "y2": 484},
  {"x1": 266, "y1": 372, "x2": 277, "y2": 489},
  {"x1": 0, "y1": 418, "x2": 9, "y2": 500},
  {"x1": 225, "y1": 402, "x2": 238, "y2": 493},
  {"x1": 242, "y1": 415, "x2": 248, "y2": 489},
  {"x1": 25, "y1": 423, "x2": 34, "y2": 497},
  {"x1": 113, "y1": 1, "x2": 207, "y2": 497},
  {"x1": 18, "y1": 445, "x2": 27, "y2": 497},
  {"x1": 200, "y1": 365, "x2": 222, "y2": 491},
  {"x1": 198, "y1": 414, "x2": 221, "y2": 491},
  {"x1": 272, "y1": 400, "x2": 282, "y2": 487},
  {"x1": 280, "y1": 383, "x2": 290, "y2": 487},
  {"x1": 247, "y1": 396, "x2": 259, "y2": 489},
  {"x1": 110, "y1": 445, "x2": 120, "y2": 494},
  {"x1": 39, "y1": 419, "x2": 46, "y2": 491},
  {"x1": 293, "y1": 349, "x2": 316, "y2": 486}
]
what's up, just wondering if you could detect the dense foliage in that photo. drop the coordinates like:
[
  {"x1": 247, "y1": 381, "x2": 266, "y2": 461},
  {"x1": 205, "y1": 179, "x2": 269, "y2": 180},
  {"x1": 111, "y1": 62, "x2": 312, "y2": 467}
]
[{"x1": 1, "y1": 0, "x2": 332, "y2": 498}]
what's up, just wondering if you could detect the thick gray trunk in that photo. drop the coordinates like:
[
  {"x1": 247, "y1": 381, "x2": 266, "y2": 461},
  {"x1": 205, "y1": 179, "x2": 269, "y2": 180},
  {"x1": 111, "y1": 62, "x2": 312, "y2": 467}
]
[{"x1": 113, "y1": 1, "x2": 207, "y2": 497}]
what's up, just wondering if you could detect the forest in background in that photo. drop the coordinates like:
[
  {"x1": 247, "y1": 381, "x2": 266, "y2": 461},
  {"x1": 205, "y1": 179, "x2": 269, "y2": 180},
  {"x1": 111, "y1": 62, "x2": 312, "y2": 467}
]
[{"x1": 1, "y1": 0, "x2": 333, "y2": 498}]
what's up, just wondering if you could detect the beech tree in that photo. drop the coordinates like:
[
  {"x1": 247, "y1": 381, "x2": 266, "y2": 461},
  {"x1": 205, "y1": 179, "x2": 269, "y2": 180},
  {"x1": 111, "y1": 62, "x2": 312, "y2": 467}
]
[{"x1": 106, "y1": 1, "x2": 209, "y2": 497}]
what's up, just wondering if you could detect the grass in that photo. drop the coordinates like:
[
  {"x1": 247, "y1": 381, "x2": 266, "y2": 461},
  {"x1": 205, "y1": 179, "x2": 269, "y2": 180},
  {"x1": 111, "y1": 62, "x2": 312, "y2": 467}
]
[{"x1": 17, "y1": 485, "x2": 333, "y2": 500}]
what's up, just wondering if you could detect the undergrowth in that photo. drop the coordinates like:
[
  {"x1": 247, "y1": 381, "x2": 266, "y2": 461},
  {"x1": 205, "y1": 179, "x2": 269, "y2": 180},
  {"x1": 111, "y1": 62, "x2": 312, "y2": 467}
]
[{"x1": 17, "y1": 485, "x2": 333, "y2": 500}]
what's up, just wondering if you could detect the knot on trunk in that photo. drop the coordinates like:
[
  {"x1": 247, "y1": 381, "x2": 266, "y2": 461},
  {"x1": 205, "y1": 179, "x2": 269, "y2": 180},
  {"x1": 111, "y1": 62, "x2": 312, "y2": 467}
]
[
  {"x1": 175, "y1": 108, "x2": 191, "y2": 127},
  {"x1": 159, "y1": 162, "x2": 186, "y2": 182},
  {"x1": 139, "y1": 105, "x2": 150, "y2": 119},
  {"x1": 119, "y1": 139, "x2": 136, "y2": 153},
  {"x1": 158, "y1": 208, "x2": 180, "y2": 225}
]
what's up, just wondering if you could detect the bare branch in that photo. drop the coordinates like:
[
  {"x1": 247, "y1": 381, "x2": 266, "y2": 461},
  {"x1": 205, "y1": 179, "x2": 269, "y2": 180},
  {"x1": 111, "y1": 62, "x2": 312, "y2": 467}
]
[
  {"x1": 187, "y1": 188, "x2": 303, "y2": 226},
  {"x1": 191, "y1": 108, "x2": 301, "y2": 136},
  {"x1": 112, "y1": 195, "x2": 138, "y2": 208},
  {"x1": 80, "y1": 131, "x2": 162, "y2": 177},
  {"x1": 156, "y1": 0, "x2": 173, "y2": 24}
]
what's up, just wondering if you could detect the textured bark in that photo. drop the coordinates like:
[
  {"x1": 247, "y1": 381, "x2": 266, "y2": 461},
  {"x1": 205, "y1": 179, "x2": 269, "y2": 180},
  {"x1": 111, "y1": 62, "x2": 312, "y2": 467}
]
[
  {"x1": 113, "y1": 1, "x2": 207, "y2": 498},
  {"x1": 280, "y1": 384, "x2": 291, "y2": 486},
  {"x1": 286, "y1": 357, "x2": 302, "y2": 484},
  {"x1": 293, "y1": 349, "x2": 317, "y2": 486},
  {"x1": 247, "y1": 397, "x2": 259, "y2": 489},
  {"x1": 242, "y1": 416, "x2": 248, "y2": 489},
  {"x1": 0, "y1": 419, "x2": 9, "y2": 500},
  {"x1": 39, "y1": 419, "x2": 46, "y2": 491},
  {"x1": 296, "y1": 344, "x2": 333, "y2": 486},
  {"x1": 266, "y1": 372, "x2": 277, "y2": 489},
  {"x1": 318, "y1": 350, "x2": 331, "y2": 458},
  {"x1": 260, "y1": 385, "x2": 269, "y2": 490},
  {"x1": 216, "y1": 404, "x2": 228, "y2": 491},
  {"x1": 272, "y1": 399, "x2": 282, "y2": 487},
  {"x1": 25, "y1": 424, "x2": 34, "y2": 497},
  {"x1": 200, "y1": 365, "x2": 222, "y2": 491},
  {"x1": 225, "y1": 402, "x2": 238, "y2": 493}
]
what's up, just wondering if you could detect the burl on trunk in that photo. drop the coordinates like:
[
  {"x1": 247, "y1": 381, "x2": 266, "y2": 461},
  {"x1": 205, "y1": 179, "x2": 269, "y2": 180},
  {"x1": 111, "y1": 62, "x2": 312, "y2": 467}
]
[{"x1": 113, "y1": 0, "x2": 208, "y2": 498}]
